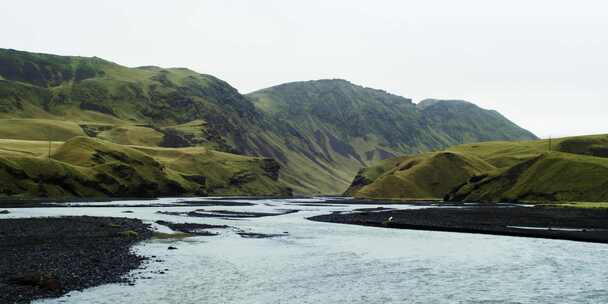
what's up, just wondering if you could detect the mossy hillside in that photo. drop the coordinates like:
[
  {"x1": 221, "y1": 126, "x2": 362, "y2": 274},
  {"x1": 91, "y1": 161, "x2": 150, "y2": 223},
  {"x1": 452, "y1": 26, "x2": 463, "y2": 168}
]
[
  {"x1": 0, "y1": 137, "x2": 291, "y2": 198},
  {"x1": 346, "y1": 151, "x2": 495, "y2": 199},
  {"x1": 447, "y1": 152, "x2": 608, "y2": 203},
  {"x1": 0, "y1": 119, "x2": 86, "y2": 141},
  {"x1": 449, "y1": 134, "x2": 608, "y2": 167},
  {"x1": 0, "y1": 48, "x2": 538, "y2": 195},
  {"x1": 247, "y1": 80, "x2": 537, "y2": 193},
  {"x1": 133, "y1": 145, "x2": 288, "y2": 196},
  {"x1": 555, "y1": 135, "x2": 608, "y2": 158},
  {"x1": 96, "y1": 125, "x2": 164, "y2": 147},
  {"x1": 0, "y1": 139, "x2": 67, "y2": 161},
  {"x1": 348, "y1": 134, "x2": 608, "y2": 202},
  {"x1": 0, "y1": 48, "x2": 259, "y2": 132}
]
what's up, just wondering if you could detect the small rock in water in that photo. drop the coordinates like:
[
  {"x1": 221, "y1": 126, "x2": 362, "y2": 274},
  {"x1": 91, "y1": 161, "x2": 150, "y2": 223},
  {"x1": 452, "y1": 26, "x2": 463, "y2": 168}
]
[
  {"x1": 122, "y1": 211, "x2": 134, "y2": 214},
  {"x1": 168, "y1": 246, "x2": 178, "y2": 250},
  {"x1": 0, "y1": 210, "x2": 10, "y2": 215}
]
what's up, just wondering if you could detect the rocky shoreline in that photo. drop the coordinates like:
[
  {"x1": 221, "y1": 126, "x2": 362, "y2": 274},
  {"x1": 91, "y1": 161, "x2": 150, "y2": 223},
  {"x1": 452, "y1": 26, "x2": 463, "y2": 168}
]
[
  {"x1": 309, "y1": 205, "x2": 608, "y2": 244},
  {"x1": 0, "y1": 216, "x2": 153, "y2": 304}
]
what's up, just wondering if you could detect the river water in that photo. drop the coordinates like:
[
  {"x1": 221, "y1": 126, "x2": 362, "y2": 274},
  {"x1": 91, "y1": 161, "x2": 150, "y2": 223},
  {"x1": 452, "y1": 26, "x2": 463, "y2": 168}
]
[{"x1": 4, "y1": 197, "x2": 608, "y2": 304}]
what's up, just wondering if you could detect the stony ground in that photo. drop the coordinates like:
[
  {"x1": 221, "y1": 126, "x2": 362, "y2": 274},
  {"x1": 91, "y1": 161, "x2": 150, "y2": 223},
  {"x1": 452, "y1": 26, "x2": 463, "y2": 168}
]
[
  {"x1": 309, "y1": 205, "x2": 608, "y2": 243},
  {"x1": 0, "y1": 216, "x2": 152, "y2": 304}
]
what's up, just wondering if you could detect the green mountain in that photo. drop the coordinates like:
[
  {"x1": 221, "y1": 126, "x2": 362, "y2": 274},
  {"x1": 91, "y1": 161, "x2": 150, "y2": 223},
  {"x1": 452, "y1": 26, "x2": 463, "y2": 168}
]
[
  {"x1": 0, "y1": 49, "x2": 291, "y2": 198},
  {"x1": 0, "y1": 49, "x2": 537, "y2": 196},
  {"x1": 247, "y1": 80, "x2": 537, "y2": 193},
  {"x1": 346, "y1": 134, "x2": 608, "y2": 203}
]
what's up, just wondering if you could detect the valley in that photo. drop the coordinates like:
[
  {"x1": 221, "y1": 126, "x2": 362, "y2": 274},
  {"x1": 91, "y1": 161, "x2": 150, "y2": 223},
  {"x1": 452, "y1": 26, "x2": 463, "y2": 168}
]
[{"x1": 0, "y1": 48, "x2": 537, "y2": 197}]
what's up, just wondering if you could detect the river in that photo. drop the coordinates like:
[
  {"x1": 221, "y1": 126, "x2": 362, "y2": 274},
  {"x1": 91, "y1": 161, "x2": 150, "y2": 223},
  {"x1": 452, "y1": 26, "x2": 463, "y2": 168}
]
[{"x1": 4, "y1": 197, "x2": 608, "y2": 304}]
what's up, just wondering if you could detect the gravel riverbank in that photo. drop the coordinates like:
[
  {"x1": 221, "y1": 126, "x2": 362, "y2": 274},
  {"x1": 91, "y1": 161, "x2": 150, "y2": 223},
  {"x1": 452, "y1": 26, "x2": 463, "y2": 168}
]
[
  {"x1": 0, "y1": 216, "x2": 153, "y2": 304},
  {"x1": 308, "y1": 205, "x2": 608, "y2": 244}
]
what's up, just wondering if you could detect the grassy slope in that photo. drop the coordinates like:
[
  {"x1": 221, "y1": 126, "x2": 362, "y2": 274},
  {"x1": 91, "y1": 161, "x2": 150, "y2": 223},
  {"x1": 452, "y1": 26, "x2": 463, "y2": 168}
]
[
  {"x1": 348, "y1": 134, "x2": 608, "y2": 202},
  {"x1": 447, "y1": 152, "x2": 608, "y2": 202},
  {"x1": 446, "y1": 135, "x2": 608, "y2": 202},
  {"x1": 0, "y1": 137, "x2": 291, "y2": 198},
  {"x1": 345, "y1": 151, "x2": 495, "y2": 199},
  {"x1": 0, "y1": 119, "x2": 86, "y2": 141},
  {"x1": 247, "y1": 80, "x2": 537, "y2": 194},
  {"x1": 0, "y1": 49, "x2": 295, "y2": 197},
  {"x1": 0, "y1": 49, "x2": 538, "y2": 195}
]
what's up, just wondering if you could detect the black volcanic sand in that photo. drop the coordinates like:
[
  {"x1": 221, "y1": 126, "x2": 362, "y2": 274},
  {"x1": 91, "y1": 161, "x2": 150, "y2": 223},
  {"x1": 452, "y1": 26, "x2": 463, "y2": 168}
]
[
  {"x1": 155, "y1": 220, "x2": 230, "y2": 236},
  {"x1": 286, "y1": 198, "x2": 440, "y2": 205},
  {"x1": 0, "y1": 216, "x2": 152, "y2": 304},
  {"x1": 237, "y1": 232, "x2": 288, "y2": 238},
  {"x1": 309, "y1": 205, "x2": 608, "y2": 244}
]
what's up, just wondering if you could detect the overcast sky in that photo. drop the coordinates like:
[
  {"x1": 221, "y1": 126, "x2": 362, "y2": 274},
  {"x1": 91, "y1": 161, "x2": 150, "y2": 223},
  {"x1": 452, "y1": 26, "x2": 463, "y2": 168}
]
[{"x1": 2, "y1": 0, "x2": 606, "y2": 138}]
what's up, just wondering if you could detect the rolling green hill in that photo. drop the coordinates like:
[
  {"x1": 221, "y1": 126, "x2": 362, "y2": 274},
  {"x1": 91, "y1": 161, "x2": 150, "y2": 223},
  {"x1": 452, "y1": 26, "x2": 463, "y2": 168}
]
[
  {"x1": 0, "y1": 48, "x2": 537, "y2": 196},
  {"x1": 0, "y1": 137, "x2": 290, "y2": 198},
  {"x1": 344, "y1": 151, "x2": 495, "y2": 200},
  {"x1": 347, "y1": 134, "x2": 608, "y2": 202}
]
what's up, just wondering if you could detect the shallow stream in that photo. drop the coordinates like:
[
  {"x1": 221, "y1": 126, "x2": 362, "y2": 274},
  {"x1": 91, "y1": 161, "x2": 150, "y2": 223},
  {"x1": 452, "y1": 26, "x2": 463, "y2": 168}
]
[{"x1": 4, "y1": 197, "x2": 607, "y2": 304}]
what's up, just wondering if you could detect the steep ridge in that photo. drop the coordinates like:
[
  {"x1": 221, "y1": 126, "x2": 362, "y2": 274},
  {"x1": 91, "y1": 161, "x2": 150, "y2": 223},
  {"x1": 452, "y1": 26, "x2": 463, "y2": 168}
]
[{"x1": 0, "y1": 49, "x2": 537, "y2": 195}]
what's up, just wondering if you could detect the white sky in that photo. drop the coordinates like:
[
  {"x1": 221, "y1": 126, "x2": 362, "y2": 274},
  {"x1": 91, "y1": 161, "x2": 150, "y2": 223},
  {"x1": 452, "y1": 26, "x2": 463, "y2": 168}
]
[{"x1": 1, "y1": 0, "x2": 606, "y2": 138}]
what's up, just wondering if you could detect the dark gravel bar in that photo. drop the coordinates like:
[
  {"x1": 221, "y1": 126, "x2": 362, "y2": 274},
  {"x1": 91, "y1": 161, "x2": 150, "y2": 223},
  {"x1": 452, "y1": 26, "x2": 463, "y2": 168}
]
[
  {"x1": 309, "y1": 205, "x2": 608, "y2": 244},
  {"x1": 0, "y1": 216, "x2": 153, "y2": 303}
]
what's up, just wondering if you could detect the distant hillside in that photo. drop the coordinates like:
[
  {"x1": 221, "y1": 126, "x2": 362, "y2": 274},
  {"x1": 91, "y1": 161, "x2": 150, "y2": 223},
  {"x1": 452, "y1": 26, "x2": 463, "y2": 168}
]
[
  {"x1": 346, "y1": 134, "x2": 608, "y2": 203},
  {"x1": 0, "y1": 49, "x2": 537, "y2": 195},
  {"x1": 248, "y1": 80, "x2": 537, "y2": 192}
]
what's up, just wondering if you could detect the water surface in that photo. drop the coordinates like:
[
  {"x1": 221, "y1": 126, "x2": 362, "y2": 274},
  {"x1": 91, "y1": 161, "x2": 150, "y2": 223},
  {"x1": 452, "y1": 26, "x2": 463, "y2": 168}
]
[{"x1": 5, "y1": 197, "x2": 607, "y2": 304}]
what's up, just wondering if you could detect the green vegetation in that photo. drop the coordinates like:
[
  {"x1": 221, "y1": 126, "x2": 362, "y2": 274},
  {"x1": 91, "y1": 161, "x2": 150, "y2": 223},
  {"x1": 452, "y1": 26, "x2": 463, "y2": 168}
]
[
  {"x1": 0, "y1": 48, "x2": 537, "y2": 196},
  {"x1": 545, "y1": 202, "x2": 608, "y2": 209},
  {"x1": 346, "y1": 151, "x2": 495, "y2": 199},
  {"x1": 152, "y1": 231, "x2": 192, "y2": 239},
  {"x1": 0, "y1": 119, "x2": 86, "y2": 141},
  {"x1": 247, "y1": 81, "x2": 536, "y2": 193},
  {"x1": 118, "y1": 230, "x2": 139, "y2": 238},
  {"x1": 447, "y1": 151, "x2": 608, "y2": 203},
  {"x1": 0, "y1": 137, "x2": 291, "y2": 198},
  {"x1": 348, "y1": 134, "x2": 608, "y2": 203}
]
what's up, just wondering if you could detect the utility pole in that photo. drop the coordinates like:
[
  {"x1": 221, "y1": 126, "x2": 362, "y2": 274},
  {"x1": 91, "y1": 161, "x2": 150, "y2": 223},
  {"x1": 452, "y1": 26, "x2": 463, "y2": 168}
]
[
  {"x1": 548, "y1": 136, "x2": 552, "y2": 152},
  {"x1": 47, "y1": 130, "x2": 52, "y2": 161}
]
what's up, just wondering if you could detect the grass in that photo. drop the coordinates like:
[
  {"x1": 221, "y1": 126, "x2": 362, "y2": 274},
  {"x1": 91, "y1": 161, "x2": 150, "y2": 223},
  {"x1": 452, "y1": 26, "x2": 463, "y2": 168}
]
[
  {"x1": 0, "y1": 137, "x2": 291, "y2": 199},
  {"x1": 544, "y1": 202, "x2": 608, "y2": 209},
  {"x1": 349, "y1": 134, "x2": 608, "y2": 203},
  {"x1": 449, "y1": 151, "x2": 608, "y2": 203},
  {"x1": 0, "y1": 119, "x2": 86, "y2": 141},
  {"x1": 0, "y1": 48, "x2": 543, "y2": 196},
  {"x1": 348, "y1": 151, "x2": 495, "y2": 199},
  {"x1": 96, "y1": 125, "x2": 164, "y2": 146},
  {"x1": 152, "y1": 232, "x2": 192, "y2": 239}
]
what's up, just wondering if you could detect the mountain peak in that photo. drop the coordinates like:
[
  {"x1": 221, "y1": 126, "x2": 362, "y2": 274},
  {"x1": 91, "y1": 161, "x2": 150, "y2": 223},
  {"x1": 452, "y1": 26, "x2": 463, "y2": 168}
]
[{"x1": 417, "y1": 99, "x2": 476, "y2": 110}]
